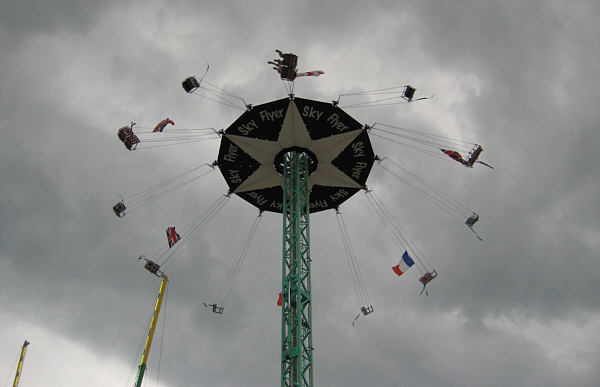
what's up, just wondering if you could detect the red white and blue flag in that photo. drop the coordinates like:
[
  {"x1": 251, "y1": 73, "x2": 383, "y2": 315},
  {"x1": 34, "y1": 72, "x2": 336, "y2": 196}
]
[
  {"x1": 153, "y1": 118, "x2": 174, "y2": 132},
  {"x1": 440, "y1": 148, "x2": 466, "y2": 164},
  {"x1": 296, "y1": 70, "x2": 324, "y2": 77},
  {"x1": 166, "y1": 226, "x2": 181, "y2": 248},
  {"x1": 392, "y1": 251, "x2": 415, "y2": 276}
]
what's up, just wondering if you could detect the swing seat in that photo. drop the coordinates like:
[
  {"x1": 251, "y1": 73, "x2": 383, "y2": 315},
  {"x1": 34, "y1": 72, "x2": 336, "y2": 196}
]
[
  {"x1": 117, "y1": 126, "x2": 140, "y2": 150},
  {"x1": 182, "y1": 76, "x2": 200, "y2": 93},
  {"x1": 361, "y1": 305, "x2": 374, "y2": 316},
  {"x1": 403, "y1": 85, "x2": 416, "y2": 102},
  {"x1": 212, "y1": 304, "x2": 224, "y2": 314},
  {"x1": 117, "y1": 126, "x2": 133, "y2": 141},
  {"x1": 419, "y1": 270, "x2": 438, "y2": 286},
  {"x1": 113, "y1": 201, "x2": 126, "y2": 217},
  {"x1": 465, "y1": 213, "x2": 479, "y2": 227},
  {"x1": 123, "y1": 135, "x2": 140, "y2": 150},
  {"x1": 144, "y1": 260, "x2": 161, "y2": 275},
  {"x1": 464, "y1": 145, "x2": 483, "y2": 167},
  {"x1": 279, "y1": 53, "x2": 298, "y2": 81}
]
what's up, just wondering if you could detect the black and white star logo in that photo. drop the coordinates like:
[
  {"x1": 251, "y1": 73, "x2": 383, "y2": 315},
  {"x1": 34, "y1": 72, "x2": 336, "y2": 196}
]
[
  {"x1": 217, "y1": 97, "x2": 374, "y2": 213},
  {"x1": 225, "y1": 99, "x2": 363, "y2": 193}
]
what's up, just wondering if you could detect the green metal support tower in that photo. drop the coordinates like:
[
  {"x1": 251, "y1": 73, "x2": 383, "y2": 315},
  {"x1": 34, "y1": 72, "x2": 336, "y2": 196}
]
[
  {"x1": 216, "y1": 92, "x2": 373, "y2": 386},
  {"x1": 281, "y1": 151, "x2": 313, "y2": 387}
]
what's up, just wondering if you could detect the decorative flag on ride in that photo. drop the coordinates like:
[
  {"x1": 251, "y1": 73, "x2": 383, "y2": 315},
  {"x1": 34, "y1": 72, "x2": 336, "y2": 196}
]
[
  {"x1": 153, "y1": 118, "x2": 174, "y2": 132},
  {"x1": 392, "y1": 251, "x2": 415, "y2": 276},
  {"x1": 277, "y1": 292, "x2": 283, "y2": 306},
  {"x1": 296, "y1": 70, "x2": 324, "y2": 77},
  {"x1": 166, "y1": 226, "x2": 181, "y2": 248},
  {"x1": 440, "y1": 149, "x2": 466, "y2": 165}
]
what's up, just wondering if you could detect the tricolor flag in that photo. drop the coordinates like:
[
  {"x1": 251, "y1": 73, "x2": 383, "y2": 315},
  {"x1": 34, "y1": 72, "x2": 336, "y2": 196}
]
[
  {"x1": 440, "y1": 148, "x2": 465, "y2": 164},
  {"x1": 153, "y1": 118, "x2": 174, "y2": 132},
  {"x1": 166, "y1": 226, "x2": 181, "y2": 248},
  {"x1": 392, "y1": 251, "x2": 415, "y2": 276}
]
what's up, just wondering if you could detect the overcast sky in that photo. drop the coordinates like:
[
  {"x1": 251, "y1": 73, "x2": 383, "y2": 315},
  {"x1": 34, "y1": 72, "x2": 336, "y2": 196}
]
[{"x1": 1, "y1": 1, "x2": 599, "y2": 386}]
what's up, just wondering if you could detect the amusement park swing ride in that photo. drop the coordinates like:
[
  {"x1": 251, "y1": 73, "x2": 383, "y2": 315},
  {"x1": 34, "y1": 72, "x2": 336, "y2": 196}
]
[{"x1": 113, "y1": 50, "x2": 491, "y2": 387}]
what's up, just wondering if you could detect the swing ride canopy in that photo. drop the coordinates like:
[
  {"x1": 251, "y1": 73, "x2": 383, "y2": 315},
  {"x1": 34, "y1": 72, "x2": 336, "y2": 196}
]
[{"x1": 217, "y1": 97, "x2": 375, "y2": 213}]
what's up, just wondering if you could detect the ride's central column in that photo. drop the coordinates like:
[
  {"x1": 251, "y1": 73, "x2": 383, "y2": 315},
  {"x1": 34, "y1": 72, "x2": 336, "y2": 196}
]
[{"x1": 281, "y1": 150, "x2": 313, "y2": 387}]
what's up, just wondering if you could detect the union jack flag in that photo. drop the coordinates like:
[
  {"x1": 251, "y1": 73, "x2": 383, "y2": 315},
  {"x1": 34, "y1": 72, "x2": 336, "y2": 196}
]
[
  {"x1": 166, "y1": 226, "x2": 181, "y2": 248},
  {"x1": 440, "y1": 149, "x2": 466, "y2": 164}
]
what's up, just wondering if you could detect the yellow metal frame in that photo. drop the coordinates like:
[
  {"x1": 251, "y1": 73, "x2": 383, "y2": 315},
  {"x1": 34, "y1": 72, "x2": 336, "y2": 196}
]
[
  {"x1": 13, "y1": 340, "x2": 30, "y2": 387},
  {"x1": 134, "y1": 275, "x2": 169, "y2": 387}
]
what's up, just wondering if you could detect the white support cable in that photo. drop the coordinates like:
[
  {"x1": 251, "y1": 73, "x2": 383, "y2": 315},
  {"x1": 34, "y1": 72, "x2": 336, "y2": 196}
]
[
  {"x1": 140, "y1": 134, "x2": 218, "y2": 143},
  {"x1": 134, "y1": 127, "x2": 218, "y2": 134},
  {"x1": 127, "y1": 164, "x2": 210, "y2": 203},
  {"x1": 123, "y1": 126, "x2": 221, "y2": 150},
  {"x1": 378, "y1": 163, "x2": 463, "y2": 221},
  {"x1": 372, "y1": 122, "x2": 474, "y2": 151},
  {"x1": 202, "y1": 80, "x2": 247, "y2": 102},
  {"x1": 335, "y1": 210, "x2": 373, "y2": 311},
  {"x1": 369, "y1": 122, "x2": 479, "y2": 168},
  {"x1": 213, "y1": 212, "x2": 263, "y2": 312},
  {"x1": 160, "y1": 194, "x2": 231, "y2": 271},
  {"x1": 336, "y1": 87, "x2": 413, "y2": 108},
  {"x1": 134, "y1": 136, "x2": 221, "y2": 150},
  {"x1": 376, "y1": 157, "x2": 474, "y2": 222},
  {"x1": 2, "y1": 352, "x2": 20, "y2": 387},
  {"x1": 370, "y1": 132, "x2": 451, "y2": 162},
  {"x1": 371, "y1": 128, "x2": 464, "y2": 154},
  {"x1": 122, "y1": 163, "x2": 217, "y2": 215},
  {"x1": 189, "y1": 80, "x2": 249, "y2": 111},
  {"x1": 371, "y1": 189, "x2": 435, "y2": 272},
  {"x1": 140, "y1": 194, "x2": 231, "y2": 273},
  {"x1": 190, "y1": 91, "x2": 246, "y2": 110},
  {"x1": 364, "y1": 190, "x2": 435, "y2": 275},
  {"x1": 340, "y1": 97, "x2": 411, "y2": 109},
  {"x1": 336, "y1": 212, "x2": 362, "y2": 306},
  {"x1": 280, "y1": 77, "x2": 295, "y2": 96},
  {"x1": 137, "y1": 131, "x2": 219, "y2": 142}
]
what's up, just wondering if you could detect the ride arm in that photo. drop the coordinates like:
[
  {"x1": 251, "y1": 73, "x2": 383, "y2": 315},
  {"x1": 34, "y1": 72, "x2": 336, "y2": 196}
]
[
  {"x1": 134, "y1": 275, "x2": 169, "y2": 387},
  {"x1": 13, "y1": 340, "x2": 30, "y2": 387}
]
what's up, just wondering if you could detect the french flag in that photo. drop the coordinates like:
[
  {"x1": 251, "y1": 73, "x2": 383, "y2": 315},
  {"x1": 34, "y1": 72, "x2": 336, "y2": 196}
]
[{"x1": 392, "y1": 251, "x2": 415, "y2": 276}]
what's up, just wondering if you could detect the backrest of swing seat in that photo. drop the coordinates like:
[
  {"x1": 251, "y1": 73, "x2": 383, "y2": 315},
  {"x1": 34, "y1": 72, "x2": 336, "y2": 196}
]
[
  {"x1": 282, "y1": 53, "x2": 297, "y2": 69},
  {"x1": 280, "y1": 67, "x2": 296, "y2": 81},
  {"x1": 280, "y1": 53, "x2": 298, "y2": 81},
  {"x1": 113, "y1": 202, "x2": 126, "y2": 217},
  {"x1": 465, "y1": 145, "x2": 483, "y2": 167},
  {"x1": 182, "y1": 76, "x2": 199, "y2": 93},
  {"x1": 118, "y1": 126, "x2": 133, "y2": 141},
  {"x1": 124, "y1": 134, "x2": 140, "y2": 150},
  {"x1": 212, "y1": 305, "x2": 224, "y2": 314},
  {"x1": 403, "y1": 85, "x2": 416, "y2": 101},
  {"x1": 419, "y1": 271, "x2": 437, "y2": 285},
  {"x1": 144, "y1": 261, "x2": 161, "y2": 274}
]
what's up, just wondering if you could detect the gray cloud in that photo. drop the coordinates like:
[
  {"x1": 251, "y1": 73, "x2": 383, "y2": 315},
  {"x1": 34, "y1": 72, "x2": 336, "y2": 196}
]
[{"x1": 1, "y1": 1, "x2": 599, "y2": 386}]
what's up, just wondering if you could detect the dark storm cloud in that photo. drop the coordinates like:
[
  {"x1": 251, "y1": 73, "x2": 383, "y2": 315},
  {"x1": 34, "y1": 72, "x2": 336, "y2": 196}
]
[{"x1": 0, "y1": 0, "x2": 114, "y2": 48}]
